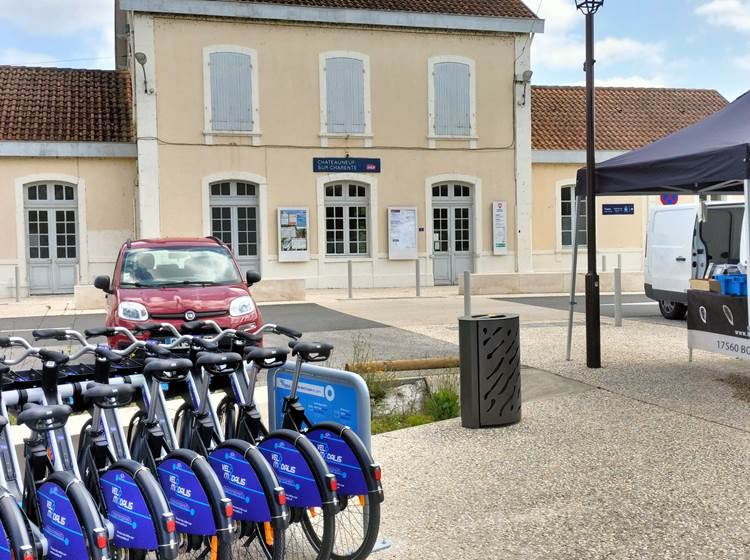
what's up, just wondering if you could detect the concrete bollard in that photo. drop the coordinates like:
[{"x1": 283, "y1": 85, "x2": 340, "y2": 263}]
[
  {"x1": 415, "y1": 259, "x2": 421, "y2": 297},
  {"x1": 464, "y1": 270, "x2": 472, "y2": 317},
  {"x1": 347, "y1": 260, "x2": 353, "y2": 299},
  {"x1": 614, "y1": 267, "x2": 622, "y2": 327}
]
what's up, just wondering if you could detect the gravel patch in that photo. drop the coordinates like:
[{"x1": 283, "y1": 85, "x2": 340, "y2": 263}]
[{"x1": 372, "y1": 391, "x2": 750, "y2": 559}]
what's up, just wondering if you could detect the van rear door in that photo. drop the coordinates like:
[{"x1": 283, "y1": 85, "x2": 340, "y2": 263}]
[{"x1": 646, "y1": 205, "x2": 698, "y2": 298}]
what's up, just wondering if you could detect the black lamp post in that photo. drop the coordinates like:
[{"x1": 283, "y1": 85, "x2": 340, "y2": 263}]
[{"x1": 576, "y1": 0, "x2": 603, "y2": 368}]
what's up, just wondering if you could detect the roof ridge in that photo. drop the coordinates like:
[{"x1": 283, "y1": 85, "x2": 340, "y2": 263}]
[{"x1": 531, "y1": 84, "x2": 724, "y2": 94}]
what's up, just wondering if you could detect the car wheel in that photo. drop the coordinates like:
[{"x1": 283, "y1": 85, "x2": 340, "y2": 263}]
[{"x1": 659, "y1": 300, "x2": 687, "y2": 320}]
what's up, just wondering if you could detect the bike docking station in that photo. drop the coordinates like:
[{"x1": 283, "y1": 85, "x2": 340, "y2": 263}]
[{"x1": 268, "y1": 360, "x2": 391, "y2": 552}]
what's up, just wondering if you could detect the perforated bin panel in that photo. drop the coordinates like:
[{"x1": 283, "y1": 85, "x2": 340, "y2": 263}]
[{"x1": 458, "y1": 314, "x2": 521, "y2": 428}]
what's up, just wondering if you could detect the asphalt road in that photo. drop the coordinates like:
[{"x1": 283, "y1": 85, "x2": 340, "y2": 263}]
[
  {"x1": 500, "y1": 293, "x2": 667, "y2": 319},
  {"x1": 0, "y1": 303, "x2": 385, "y2": 337}
]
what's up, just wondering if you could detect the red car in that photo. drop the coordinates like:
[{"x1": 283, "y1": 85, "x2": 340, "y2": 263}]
[{"x1": 94, "y1": 238, "x2": 263, "y2": 339}]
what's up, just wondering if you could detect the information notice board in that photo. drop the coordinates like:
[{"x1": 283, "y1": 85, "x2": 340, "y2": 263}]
[
  {"x1": 387, "y1": 207, "x2": 418, "y2": 260},
  {"x1": 492, "y1": 201, "x2": 508, "y2": 255},
  {"x1": 278, "y1": 208, "x2": 310, "y2": 262}
]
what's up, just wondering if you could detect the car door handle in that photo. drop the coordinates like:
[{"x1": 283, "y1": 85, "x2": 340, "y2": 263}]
[{"x1": 675, "y1": 256, "x2": 686, "y2": 262}]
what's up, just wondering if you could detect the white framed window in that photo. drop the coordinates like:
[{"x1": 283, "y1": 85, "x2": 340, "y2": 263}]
[
  {"x1": 203, "y1": 46, "x2": 261, "y2": 144},
  {"x1": 427, "y1": 55, "x2": 476, "y2": 148},
  {"x1": 324, "y1": 182, "x2": 370, "y2": 256},
  {"x1": 559, "y1": 184, "x2": 587, "y2": 248},
  {"x1": 319, "y1": 51, "x2": 372, "y2": 147}
]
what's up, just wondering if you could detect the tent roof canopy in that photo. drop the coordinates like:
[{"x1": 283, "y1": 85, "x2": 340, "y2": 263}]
[{"x1": 576, "y1": 90, "x2": 750, "y2": 196}]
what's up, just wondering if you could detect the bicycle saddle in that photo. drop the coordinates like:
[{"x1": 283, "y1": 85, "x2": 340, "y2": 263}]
[
  {"x1": 244, "y1": 347, "x2": 288, "y2": 369},
  {"x1": 288, "y1": 341, "x2": 333, "y2": 362},
  {"x1": 191, "y1": 337, "x2": 219, "y2": 351},
  {"x1": 84, "y1": 382, "x2": 136, "y2": 409},
  {"x1": 133, "y1": 323, "x2": 171, "y2": 336},
  {"x1": 85, "y1": 327, "x2": 116, "y2": 338},
  {"x1": 94, "y1": 346, "x2": 123, "y2": 363},
  {"x1": 234, "y1": 331, "x2": 263, "y2": 346},
  {"x1": 143, "y1": 342, "x2": 172, "y2": 358},
  {"x1": 32, "y1": 329, "x2": 69, "y2": 341},
  {"x1": 196, "y1": 352, "x2": 242, "y2": 375},
  {"x1": 38, "y1": 349, "x2": 69, "y2": 365},
  {"x1": 143, "y1": 358, "x2": 192, "y2": 382},
  {"x1": 18, "y1": 404, "x2": 71, "y2": 432}
]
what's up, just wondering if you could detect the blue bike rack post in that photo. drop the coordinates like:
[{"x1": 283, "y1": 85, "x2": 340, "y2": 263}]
[{"x1": 267, "y1": 361, "x2": 373, "y2": 452}]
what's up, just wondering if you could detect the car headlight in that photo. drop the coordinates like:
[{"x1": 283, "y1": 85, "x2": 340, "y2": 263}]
[
  {"x1": 118, "y1": 301, "x2": 149, "y2": 322},
  {"x1": 229, "y1": 296, "x2": 256, "y2": 317}
]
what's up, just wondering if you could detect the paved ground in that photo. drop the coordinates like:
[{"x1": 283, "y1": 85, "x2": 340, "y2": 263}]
[{"x1": 2, "y1": 288, "x2": 749, "y2": 558}]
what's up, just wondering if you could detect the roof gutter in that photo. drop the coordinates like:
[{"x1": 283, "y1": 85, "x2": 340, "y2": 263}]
[
  {"x1": 0, "y1": 141, "x2": 137, "y2": 158},
  {"x1": 120, "y1": 0, "x2": 545, "y2": 34}
]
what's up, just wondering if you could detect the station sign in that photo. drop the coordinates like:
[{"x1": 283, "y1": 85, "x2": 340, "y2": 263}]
[
  {"x1": 602, "y1": 203, "x2": 634, "y2": 215},
  {"x1": 313, "y1": 157, "x2": 381, "y2": 173}
]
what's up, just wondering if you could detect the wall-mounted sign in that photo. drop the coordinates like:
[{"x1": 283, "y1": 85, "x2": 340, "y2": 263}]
[
  {"x1": 313, "y1": 158, "x2": 381, "y2": 173},
  {"x1": 492, "y1": 201, "x2": 508, "y2": 255},
  {"x1": 602, "y1": 203, "x2": 635, "y2": 215},
  {"x1": 278, "y1": 208, "x2": 309, "y2": 262},
  {"x1": 660, "y1": 193, "x2": 679, "y2": 205},
  {"x1": 387, "y1": 207, "x2": 418, "y2": 260}
]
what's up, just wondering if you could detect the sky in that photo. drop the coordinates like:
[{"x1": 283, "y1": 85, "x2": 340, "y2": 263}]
[{"x1": 0, "y1": 0, "x2": 749, "y2": 101}]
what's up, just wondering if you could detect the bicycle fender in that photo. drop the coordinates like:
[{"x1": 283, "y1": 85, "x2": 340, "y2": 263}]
[
  {"x1": 157, "y1": 449, "x2": 232, "y2": 536},
  {"x1": 0, "y1": 490, "x2": 34, "y2": 560},
  {"x1": 258, "y1": 429, "x2": 337, "y2": 513},
  {"x1": 39, "y1": 472, "x2": 110, "y2": 559},
  {"x1": 306, "y1": 422, "x2": 384, "y2": 504},
  {"x1": 101, "y1": 460, "x2": 178, "y2": 558},
  {"x1": 210, "y1": 439, "x2": 288, "y2": 529}
]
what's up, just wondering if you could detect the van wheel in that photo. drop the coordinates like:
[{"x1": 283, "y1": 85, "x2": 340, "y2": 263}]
[{"x1": 659, "y1": 300, "x2": 687, "y2": 320}]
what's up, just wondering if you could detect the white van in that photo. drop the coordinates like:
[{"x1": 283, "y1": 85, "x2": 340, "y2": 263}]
[{"x1": 644, "y1": 202, "x2": 746, "y2": 319}]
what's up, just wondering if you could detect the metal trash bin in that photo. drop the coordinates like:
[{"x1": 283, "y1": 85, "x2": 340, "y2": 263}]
[{"x1": 458, "y1": 314, "x2": 521, "y2": 428}]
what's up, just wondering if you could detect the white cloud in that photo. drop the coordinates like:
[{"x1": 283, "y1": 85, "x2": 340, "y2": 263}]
[
  {"x1": 696, "y1": 0, "x2": 750, "y2": 33},
  {"x1": 0, "y1": 48, "x2": 59, "y2": 66},
  {"x1": 595, "y1": 75, "x2": 668, "y2": 88},
  {"x1": 532, "y1": 0, "x2": 663, "y2": 71},
  {"x1": 0, "y1": 0, "x2": 112, "y2": 35},
  {"x1": 596, "y1": 37, "x2": 664, "y2": 66},
  {"x1": 733, "y1": 53, "x2": 750, "y2": 70}
]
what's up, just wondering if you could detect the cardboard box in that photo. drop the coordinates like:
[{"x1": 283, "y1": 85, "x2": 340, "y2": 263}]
[{"x1": 689, "y1": 278, "x2": 721, "y2": 292}]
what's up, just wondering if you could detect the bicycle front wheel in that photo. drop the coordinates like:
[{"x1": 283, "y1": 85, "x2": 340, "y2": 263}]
[
  {"x1": 177, "y1": 533, "x2": 232, "y2": 560},
  {"x1": 285, "y1": 505, "x2": 334, "y2": 560},
  {"x1": 231, "y1": 521, "x2": 285, "y2": 560},
  {"x1": 330, "y1": 494, "x2": 380, "y2": 560}
]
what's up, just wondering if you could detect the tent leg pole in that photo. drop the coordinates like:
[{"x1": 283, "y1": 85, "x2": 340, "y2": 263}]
[
  {"x1": 566, "y1": 195, "x2": 581, "y2": 361},
  {"x1": 744, "y1": 179, "x2": 750, "y2": 338}
]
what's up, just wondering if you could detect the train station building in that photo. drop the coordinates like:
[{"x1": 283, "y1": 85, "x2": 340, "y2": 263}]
[{"x1": 0, "y1": 0, "x2": 729, "y2": 300}]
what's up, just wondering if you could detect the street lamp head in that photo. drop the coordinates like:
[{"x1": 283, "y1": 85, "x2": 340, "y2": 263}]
[{"x1": 575, "y1": 0, "x2": 604, "y2": 14}]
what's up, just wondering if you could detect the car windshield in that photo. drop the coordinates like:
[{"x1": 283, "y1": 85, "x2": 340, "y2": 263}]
[{"x1": 119, "y1": 246, "x2": 242, "y2": 287}]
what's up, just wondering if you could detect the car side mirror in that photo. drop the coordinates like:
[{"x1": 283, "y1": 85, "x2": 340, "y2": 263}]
[
  {"x1": 94, "y1": 275, "x2": 111, "y2": 294},
  {"x1": 246, "y1": 270, "x2": 261, "y2": 287}
]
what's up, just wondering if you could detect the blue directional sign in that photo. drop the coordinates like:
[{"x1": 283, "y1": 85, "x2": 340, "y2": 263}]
[
  {"x1": 313, "y1": 158, "x2": 380, "y2": 173},
  {"x1": 602, "y1": 203, "x2": 635, "y2": 215}
]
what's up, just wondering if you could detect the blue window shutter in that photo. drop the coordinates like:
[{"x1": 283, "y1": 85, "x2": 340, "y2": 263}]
[
  {"x1": 326, "y1": 57, "x2": 365, "y2": 134},
  {"x1": 433, "y1": 62, "x2": 471, "y2": 136},
  {"x1": 210, "y1": 52, "x2": 253, "y2": 132}
]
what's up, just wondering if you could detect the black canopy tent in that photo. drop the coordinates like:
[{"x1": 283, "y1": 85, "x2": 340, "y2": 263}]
[
  {"x1": 575, "y1": 89, "x2": 750, "y2": 196},
  {"x1": 570, "y1": 89, "x2": 750, "y2": 362}
]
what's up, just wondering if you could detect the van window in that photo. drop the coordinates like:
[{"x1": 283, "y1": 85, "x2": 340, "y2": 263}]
[{"x1": 120, "y1": 246, "x2": 241, "y2": 287}]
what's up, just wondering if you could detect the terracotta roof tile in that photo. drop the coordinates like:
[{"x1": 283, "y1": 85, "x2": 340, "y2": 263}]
[
  {"x1": 531, "y1": 86, "x2": 728, "y2": 151},
  {"x1": 0, "y1": 66, "x2": 134, "y2": 143},
  {"x1": 206, "y1": 0, "x2": 537, "y2": 18}
]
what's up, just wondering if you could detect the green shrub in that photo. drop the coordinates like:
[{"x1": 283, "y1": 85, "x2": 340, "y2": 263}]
[
  {"x1": 371, "y1": 412, "x2": 433, "y2": 434},
  {"x1": 424, "y1": 376, "x2": 460, "y2": 421}
]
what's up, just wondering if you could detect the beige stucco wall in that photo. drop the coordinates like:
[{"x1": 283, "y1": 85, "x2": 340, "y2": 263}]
[
  {"x1": 531, "y1": 162, "x2": 649, "y2": 272},
  {"x1": 0, "y1": 156, "x2": 136, "y2": 297},
  {"x1": 146, "y1": 16, "x2": 521, "y2": 287}
]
